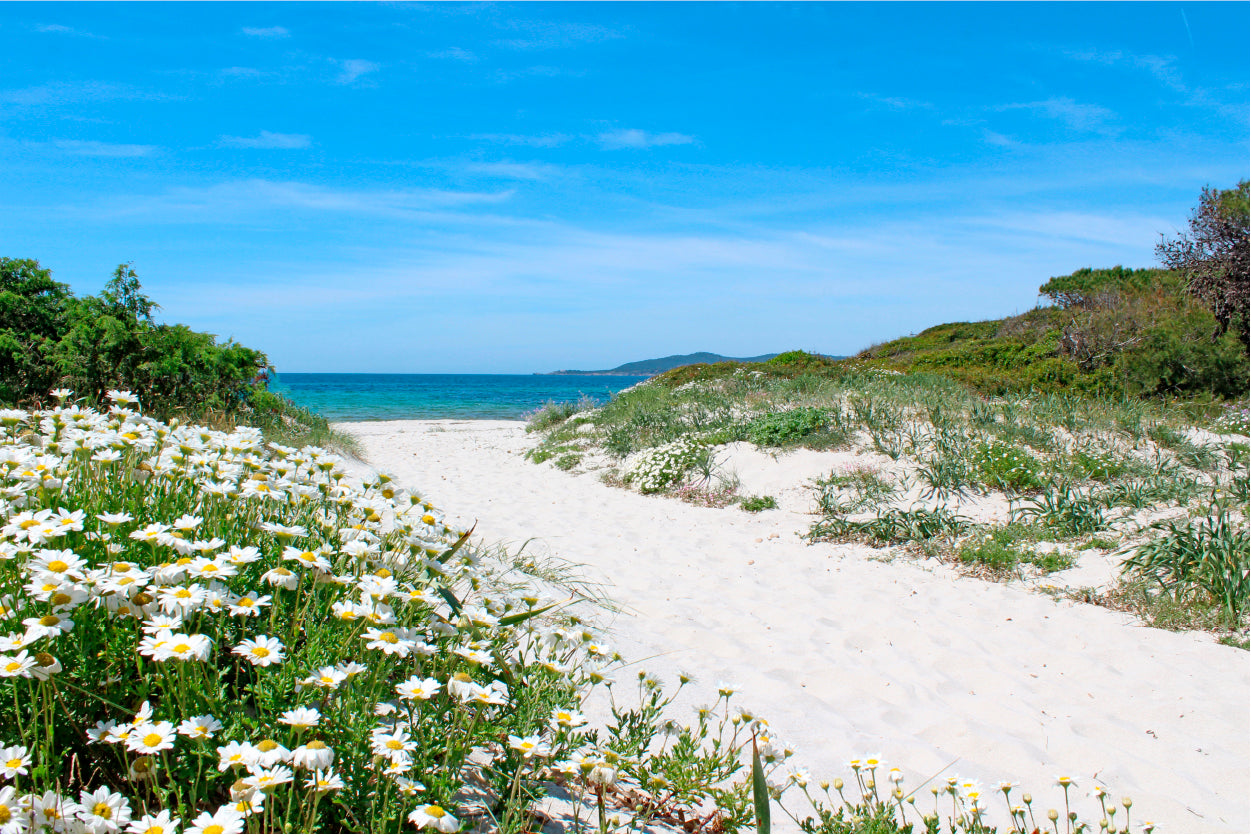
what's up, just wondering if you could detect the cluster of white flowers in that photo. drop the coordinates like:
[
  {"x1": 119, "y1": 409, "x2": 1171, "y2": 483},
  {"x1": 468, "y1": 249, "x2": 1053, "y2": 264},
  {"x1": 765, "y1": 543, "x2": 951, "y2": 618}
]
[
  {"x1": 623, "y1": 436, "x2": 709, "y2": 494},
  {"x1": 0, "y1": 393, "x2": 613, "y2": 833}
]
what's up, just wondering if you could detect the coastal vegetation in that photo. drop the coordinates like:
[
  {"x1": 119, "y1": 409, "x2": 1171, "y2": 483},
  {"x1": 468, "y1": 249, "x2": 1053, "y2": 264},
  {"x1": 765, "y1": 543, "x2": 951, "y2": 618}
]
[
  {"x1": 0, "y1": 399, "x2": 1163, "y2": 833},
  {"x1": 525, "y1": 182, "x2": 1250, "y2": 641},
  {"x1": 0, "y1": 258, "x2": 353, "y2": 453}
]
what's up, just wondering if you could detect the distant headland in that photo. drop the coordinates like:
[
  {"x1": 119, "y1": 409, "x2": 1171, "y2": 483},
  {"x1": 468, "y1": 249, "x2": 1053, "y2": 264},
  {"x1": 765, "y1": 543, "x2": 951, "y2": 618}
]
[{"x1": 546, "y1": 351, "x2": 785, "y2": 376}]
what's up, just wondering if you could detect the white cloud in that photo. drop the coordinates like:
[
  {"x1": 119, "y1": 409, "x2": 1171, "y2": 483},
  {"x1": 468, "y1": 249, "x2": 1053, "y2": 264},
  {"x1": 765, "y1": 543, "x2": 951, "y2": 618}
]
[
  {"x1": 462, "y1": 161, "x2": 560, "y2": 181},
  {"x1": 220, "y1": 131, "x2": 311, "y2": 150},
  {"x1": 428, "y1": 47, "x2": 477, "y2": 62},
  {"x1": 78, "y1": 179, "x2": 514, "y2": 222},
  {"x1": 997, "y1": 97, "x2": 1117, "y2": 133},
  {"x1": 469, "y1": 132, "x2": 571, "y2": 147},
  {"x1": 52, "y1": 139, "x2": 157, "y2": 157},
  {"x1": 856, "y1": 92, "x2": 931, "y2": 110},
  {"x1": 598, "y1": 129, "x2": 696, "y2": 150},
  {"x1": 335, "y1": 59, "x2": 380, "y2": 84},
  {"x1": 242, "y1": 26, "x2": 290, "y2": 39},
  {"x1": 35, "y1": 24, "x2": 99, "y2": 37}
]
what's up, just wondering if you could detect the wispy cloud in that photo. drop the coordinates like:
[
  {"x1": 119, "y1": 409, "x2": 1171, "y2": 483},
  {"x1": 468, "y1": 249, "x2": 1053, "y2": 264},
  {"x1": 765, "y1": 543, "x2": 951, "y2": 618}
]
[
  {"x1": 492, "y1": 65, "x2": 564, "y2": 83},
  {"x1": 427, "y1": 47, "x2": 477, "y2": 62},
  {"x1": 469, "y1": 132, "x2": 572, "y2": 147},
  {"x1": 997, "y1": 97, "x2": 1117, "y2": 133},
  {"x1": 335, "y1": 59, "x2": 380, "y2": 84},
  {"x1": 35, "y1": 23, "x2": 101, "y2": 38},
  {"x1": 598, "y1": 129, "x2": 696, "y2": 150},
  {"x1": 220, "y1": 131, "x2": 311, "y2": 150},
  {"x1": 461, "y1": 161, "x2": 561, "y2": 181},
  {"x1": 856, "y1": 92, "x2": 931, "y2": 110},
  {"x1": 77, "y1": 179, "x2": 514, "y2": 223},
  {"x1": 0, "y1": 81, "x2": 170, "y2": 107},
  {"x1": 495, "y1": 20, "x2": 624, "y2": 50},
  {"x1": 1062, "y1": 47, "x2": 1187, "y2": 93},
  {"x1": 52, "y1": 139, "x2": 158, "y2": 157},
  {"x1": 242, "y1": 26, "x2": 290, "y2": 39}
]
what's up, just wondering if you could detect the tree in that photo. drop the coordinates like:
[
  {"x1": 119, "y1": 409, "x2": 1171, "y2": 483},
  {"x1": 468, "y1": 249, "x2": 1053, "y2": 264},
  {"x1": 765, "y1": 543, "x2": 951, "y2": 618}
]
[
  {"x1": 1156, "y1": 180, "x2": 1250, "y2": 345},
  {"x1": 0, "y1": 258, "x2": 71, "y2": 403}
]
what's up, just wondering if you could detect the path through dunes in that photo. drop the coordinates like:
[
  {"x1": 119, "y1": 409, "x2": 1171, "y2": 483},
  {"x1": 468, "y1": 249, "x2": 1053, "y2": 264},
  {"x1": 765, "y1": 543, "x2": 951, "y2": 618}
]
[{"x1": 342, "y1": 419, "x2": 1250, "y2": 833}]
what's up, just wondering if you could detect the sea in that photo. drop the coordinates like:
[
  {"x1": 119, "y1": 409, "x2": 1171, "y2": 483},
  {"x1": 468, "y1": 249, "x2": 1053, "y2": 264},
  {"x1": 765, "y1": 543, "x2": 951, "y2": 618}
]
[{"x1": 269, "y1": 373, "x2": 650, "y2": 422}]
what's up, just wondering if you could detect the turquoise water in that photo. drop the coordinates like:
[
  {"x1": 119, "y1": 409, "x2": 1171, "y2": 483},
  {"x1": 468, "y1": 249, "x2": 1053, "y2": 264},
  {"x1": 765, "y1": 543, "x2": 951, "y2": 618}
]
[{"x1": 269, "y1": 373, "x2": 649, "y2": 422}]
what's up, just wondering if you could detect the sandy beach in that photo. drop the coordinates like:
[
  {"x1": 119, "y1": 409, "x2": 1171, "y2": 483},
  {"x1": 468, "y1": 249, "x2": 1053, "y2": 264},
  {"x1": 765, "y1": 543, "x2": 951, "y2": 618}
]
[{"x1": 340, "y1": 418, "x2": 1249, "y2": 833}]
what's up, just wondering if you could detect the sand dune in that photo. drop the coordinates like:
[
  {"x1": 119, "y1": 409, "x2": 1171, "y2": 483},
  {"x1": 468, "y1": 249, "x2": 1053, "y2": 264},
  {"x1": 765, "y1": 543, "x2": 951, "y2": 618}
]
[{"x1": 340, "y1": 419, "x2": 1249, "y2": 833}]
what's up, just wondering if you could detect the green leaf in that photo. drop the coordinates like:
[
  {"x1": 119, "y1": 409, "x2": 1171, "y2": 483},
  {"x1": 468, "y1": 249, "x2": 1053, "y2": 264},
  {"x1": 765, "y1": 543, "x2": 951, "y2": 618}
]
[
  {"x1": 498, "y1": 601, "x2": 561, "y2": 627},
  {"x1": 435, "y1": 524, "x2": 476, "y2": 564},
  {"x1": 752, "y1": 733, "x2": 770, "y2": 833},
  {"x1": 437, "y1": 586, "x2": 463, "y2": 617}
]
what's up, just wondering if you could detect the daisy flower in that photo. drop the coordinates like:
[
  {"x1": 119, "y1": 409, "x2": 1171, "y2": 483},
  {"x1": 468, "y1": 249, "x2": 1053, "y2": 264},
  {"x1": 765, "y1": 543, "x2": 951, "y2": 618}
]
[
  {"x1": 508, "y1": 734, "x2": 551, "y2": 759},
  {"x1": 395, "y1": 675, "x2": 441, "y2": 702},
  {"x1": 22, "y1": 613, "x2": 75, "y2": 641},
  {"x1": 0, "y1": 745, "x2": 31, "y2": 779},
  {"x1": 232, "y1": 636, "x2": 285, "y2": 667},
  {"x1": 216, "y1": 741, "x2": 255, "y2": 771},
  {"x1": 125, "y1": 809, "x2": 180, "y2": 834},
  {"x1": 291, "y1": 741, "x2": 334, "y2": 770},
  {"x1": 550, "y1": 707, "x2": 587, "y2": 729},
  {"x1": 127, "y1": 722, "x2": 177, "y2": 755},
  {"x1": 177, "y1": 715, "x2": 223, "y2": 740},
  {"x1": 28, "y1": 790, "x2": 82, "y2": 832},
  {"x1": 363, "y1": 626, "x2": 419, "y2": 657},
  {"x1": 304, "y1": 770, "x2": 344, "y2": 793},
  {"x1": 408, "y1": 804, "x2": 459, "y2": 832},
  {"x1": 278, "y1": 706, "x2": 320, "y2": 729},
  {"x1": 0, "y1": 651, "x2": 35, "y2": 679},
  {"x1": 243, "y1": 766, "x2": 294, "y2": 791},
  {"x1": 226, "y1": 592, "x2": 270, "y2": 618},
  {"x1": 184, "y1": 805, "x2": 245, "y2": 835},
  {"x1": 250, "y1": 739, "x2": 291, "y2": 767},
  {"x1": 77, "y1": 785, "x2": 132, "y2": 832}
]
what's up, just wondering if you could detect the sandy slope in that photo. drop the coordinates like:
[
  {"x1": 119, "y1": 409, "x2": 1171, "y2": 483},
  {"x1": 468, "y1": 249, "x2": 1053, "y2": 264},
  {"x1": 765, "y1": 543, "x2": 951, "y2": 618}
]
[{"x1": 340, "y1": 419, "x2": 1250, "y2": 833}]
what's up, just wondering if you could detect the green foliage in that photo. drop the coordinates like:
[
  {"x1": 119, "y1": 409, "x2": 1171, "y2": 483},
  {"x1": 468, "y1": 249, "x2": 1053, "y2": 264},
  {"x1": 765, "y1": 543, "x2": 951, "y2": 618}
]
[
  {"x1": 959, "y1": 524, "x2": 1073, "y2": 575},
  {"x1": 743, "y1": 406, "x2": 849, "y2": 449},
  {"x1": 1013, "y1": 483, "x2": 1106, "y2": 536},
  {"x1": 1, "y1": 257, "x2": 271, "y2": 422},
  {"x1": 1121, "y1": 505, "x2": 1249, "y2": 620},
  {"x1": 810, "y1": 506, "x2": 969, "y2": 546},
  {"x1": 0, "y1": 257, "x2": 72, "y2": 404},
  {"x1": 1039, "y1": 266, "x2": 1179, "y2": 310},
  {"x1": 973, "y1": 441, "x2": 1044, "y2": 493},
  {"x1": 740, "y1": 495, "x2": 778, "y2": 512}
]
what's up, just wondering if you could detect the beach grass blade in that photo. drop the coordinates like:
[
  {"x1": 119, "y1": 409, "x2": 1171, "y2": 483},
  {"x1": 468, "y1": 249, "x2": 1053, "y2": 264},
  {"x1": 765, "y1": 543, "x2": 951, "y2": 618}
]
[{"x1": 752, "y1": 732, "x2": 771, "y2": 833}]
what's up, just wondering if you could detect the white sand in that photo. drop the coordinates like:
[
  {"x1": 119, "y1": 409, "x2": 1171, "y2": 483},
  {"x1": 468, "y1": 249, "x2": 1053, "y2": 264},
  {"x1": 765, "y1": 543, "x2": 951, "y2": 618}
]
[{"x1": 341, "y1": 419, "x2": 1250, "y2": 833}]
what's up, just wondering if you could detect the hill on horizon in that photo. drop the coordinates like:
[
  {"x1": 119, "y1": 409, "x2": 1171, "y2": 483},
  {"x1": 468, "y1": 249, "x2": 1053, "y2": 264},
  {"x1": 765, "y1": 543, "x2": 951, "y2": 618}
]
[{"x1": 549, "y1": 352, "x2": 791, "y2": 375}]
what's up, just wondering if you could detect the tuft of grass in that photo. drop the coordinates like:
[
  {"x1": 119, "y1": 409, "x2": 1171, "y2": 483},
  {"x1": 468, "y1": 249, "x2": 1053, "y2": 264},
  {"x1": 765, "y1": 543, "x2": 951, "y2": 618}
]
[
  {"x1": 1120, "y1": 504, "x2": 1249, "y2": 621},
  {"x1": 1013, "y1": 482, "x2": 1107, "y2": 536},
  {"x1": 554, "y1": 452, "x2": 583, "y2": 471},
  {"x1": 740, "y1": 495, "x2": 778, "y2": 512},
  {"x1": 810, "y1": 505, "x2": 969, "y2": 546}
]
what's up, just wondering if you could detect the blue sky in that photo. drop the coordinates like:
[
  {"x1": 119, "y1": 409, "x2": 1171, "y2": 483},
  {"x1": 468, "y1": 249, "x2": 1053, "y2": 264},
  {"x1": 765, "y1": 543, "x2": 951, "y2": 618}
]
[{"x1": 2, "y1": 2, "x2": 1247, "y2": 373}]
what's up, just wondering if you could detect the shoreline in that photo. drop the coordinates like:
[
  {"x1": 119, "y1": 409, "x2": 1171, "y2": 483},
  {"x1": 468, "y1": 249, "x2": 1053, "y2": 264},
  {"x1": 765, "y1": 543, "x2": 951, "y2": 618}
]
[{"x1": 337, "y1": 418, "x2": 1251, "y2": 833}]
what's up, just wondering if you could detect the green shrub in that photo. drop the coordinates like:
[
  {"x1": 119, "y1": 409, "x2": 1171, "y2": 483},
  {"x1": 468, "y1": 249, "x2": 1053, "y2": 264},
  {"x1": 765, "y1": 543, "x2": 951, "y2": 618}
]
[
  {"x1": 973, "y1": 441, "x2": 1044, "y2": 493},
  {"x1": 810, "y1": 505, "x2": 969, "y2": 546},
  {"x1": 1121, "y1": 505, "x2": 1249, "y2": 620},
  {"x1": 740, "y1": 495, "x2": 778, "y2": 512},
  {"x1": 743, "y1": 407, "x2": 838, "y2": 448},
  {"x1": 1013, "y1": 483, "x2": 1107, "y2": 536}
]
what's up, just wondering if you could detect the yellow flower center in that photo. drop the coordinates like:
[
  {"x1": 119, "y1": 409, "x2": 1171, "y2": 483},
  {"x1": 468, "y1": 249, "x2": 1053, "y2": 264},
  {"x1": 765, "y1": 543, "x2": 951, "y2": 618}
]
[
  {"x1": 385, "y1": 740, "x2": 403, "y2": 750},
  {"x1": 172, "y1": 643, "x2": 191, "y2": 654},
  {"x1": 3, "y1": 662, "x2": 19, "y2": 673},
  {"x1": 238, "y1": 597, "x2": 254, "y2": 607},
  {"x1": 307, "y1": 740, "x2": 326, "y2": 750},
  {"x1": 143, "y1": 827, "x2": 164, "y2": 834},
  {"x1": 20, "y1": 520, "x2": 39, "y2": 529},
  {"x1": 93, "y1": 802, "x2": 113, "y2": 819},
  {"x1": 0, "y1": 807, "x2": 10, "y2": 824},
  {"x1": 175, "y1": 557, "x2": 192, "y2": 565},
  {"x1": 204, "y1": 827, "x2": 224, "y2": 835},
  {"x1": 252, "y1": 647, "x2": 271, "y2": 658},
  {"x1": 379, "y1": 632, "x2": 398, "y2": 644},
  {"x1": 201, "y1": 565, "x2": 218, "y2": 574},
  {"x1": 51, "y1": 593, "x2": 71, "y2": 606},
  {"x1": 426, "y1": 806, "x2": 445, "y2": 817},
  {"x1": 38, "y1": 615, "x2": 60, "y2": 627},
  {"x1": 257, "y1": 739, "x2": 278, "y2": 752},
  {"x1": 47, "y1": 560, "x2": 69, "y2": 573},
  {"x1": 422, "y1": 515, "x2": 436, "y2": 526},
  {"x1": 142, "y1": 733, "x2": 162, "y2": 747},
  {"x1": 5, "y1": 758, "x2": 21, "y2": 768},
  {"x1": 115, "y1": 563, "x2": 132, "y2": 572},
  {"x1": 174, "y1": 589, "x2": 192, "y2": 599}
]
